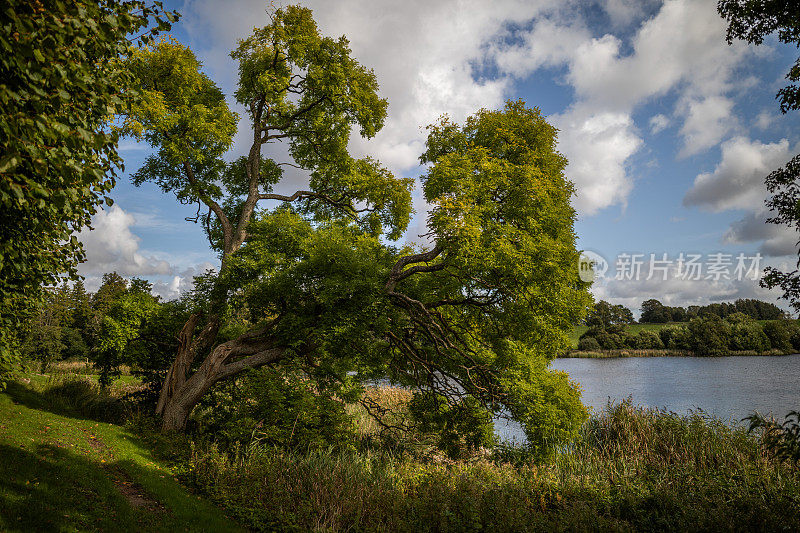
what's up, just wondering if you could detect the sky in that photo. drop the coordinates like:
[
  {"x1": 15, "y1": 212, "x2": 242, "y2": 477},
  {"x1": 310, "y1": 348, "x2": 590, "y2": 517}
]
[{"x1": 77, "y1": 0, "x2": 800, "y2": 316}]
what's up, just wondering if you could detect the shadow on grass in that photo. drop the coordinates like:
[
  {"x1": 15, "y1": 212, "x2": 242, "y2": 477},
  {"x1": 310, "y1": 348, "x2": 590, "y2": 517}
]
[
  {"x1": 0, "y1": 443, "x2": 152, "y2": 532},
  {"x1": 4, "y1": 380, "x2": 127, "y2": 424},
  {"x1": 0, "y1": 442, "x2": 240, "y2": 532}
]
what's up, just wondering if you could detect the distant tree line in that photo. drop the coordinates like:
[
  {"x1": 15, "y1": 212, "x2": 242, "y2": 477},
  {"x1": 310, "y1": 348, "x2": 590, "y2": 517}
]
[
  {"x1": 585, "y1": 298, "x2": 786, "y2": 327},
  {"x1": 18, "y1": 272, "x2": 188, "y2": 390},
  {"x1": 585, "y1": 301, "x2": 636, "y2": 327},
  {"x1": 579, "y1": 313, "x2": 800, "y2": 356},
  {"x1": 639, "y1": 298, "x2": 786, "y2": 323}
]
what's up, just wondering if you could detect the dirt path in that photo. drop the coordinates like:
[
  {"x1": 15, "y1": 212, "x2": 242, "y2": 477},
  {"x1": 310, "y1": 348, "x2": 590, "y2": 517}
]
[{"x1": 80, "y1": 428, "x2": 166, "y2": 514}]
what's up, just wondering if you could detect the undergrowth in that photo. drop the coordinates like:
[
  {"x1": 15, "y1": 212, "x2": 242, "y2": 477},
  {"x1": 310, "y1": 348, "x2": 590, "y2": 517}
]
[{"x1": 188, "y1": 399, "x2": 800, "y2": 532}]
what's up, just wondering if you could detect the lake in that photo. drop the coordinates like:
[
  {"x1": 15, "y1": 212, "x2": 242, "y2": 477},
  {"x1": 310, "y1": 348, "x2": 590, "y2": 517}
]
[{"x1": 495, "y1": 354, "x2": 800, "y2": 443}]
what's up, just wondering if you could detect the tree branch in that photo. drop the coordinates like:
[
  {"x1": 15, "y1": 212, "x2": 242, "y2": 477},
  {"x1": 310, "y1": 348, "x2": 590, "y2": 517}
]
[
  {"x1": 216, "y1": 347, "x2": 285, "y2": 381},
  {"x1": 182, "y1": 162, "x2": 233, "y2": 254}
]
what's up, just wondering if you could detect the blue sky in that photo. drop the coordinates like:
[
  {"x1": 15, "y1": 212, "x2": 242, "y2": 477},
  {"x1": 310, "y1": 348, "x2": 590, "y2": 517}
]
[{"x1": 78, "y1": 0, "x2": 800, "y2": 314}]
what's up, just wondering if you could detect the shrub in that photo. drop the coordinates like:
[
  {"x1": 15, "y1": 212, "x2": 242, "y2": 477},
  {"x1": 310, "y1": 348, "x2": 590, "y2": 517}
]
[
  {"x1": 726, "y1": 314, "x2": 770, "y2": 352},
  {"x1": 659, "y1": 325, "x2": 691, "y2": 350},
  {"x1": 688, "y1": 315, "x2": 731, "y2": 356},
  {"x1": 762, "y1": 320, "x2": 794, "y2": 353},
  {"x1": 577, "y1": 337, "x2": 601, "y2": 351},
  {"x1": 408, "y1": 393, "x2": 497, "y2": 459},
  {"x1": 634, "y1": 330, "x2": 664, "y2": 349},
  {"x1": 194, "y1": 366, "x2": 357, "y2": 450}
]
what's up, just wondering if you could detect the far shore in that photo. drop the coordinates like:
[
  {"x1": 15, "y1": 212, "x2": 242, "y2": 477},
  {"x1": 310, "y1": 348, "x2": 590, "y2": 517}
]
[{"x1": 560, "y1": 349, "x2": 799, "y2": 359}]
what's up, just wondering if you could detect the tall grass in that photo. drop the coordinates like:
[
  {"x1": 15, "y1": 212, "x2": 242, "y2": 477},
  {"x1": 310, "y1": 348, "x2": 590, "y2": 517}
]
[
  {"x1": 188, "y1": 399, "x2": 800, "y2": 532},
  {"x1": 11, "y1": 374, "x2": 135, "y2": 423}
]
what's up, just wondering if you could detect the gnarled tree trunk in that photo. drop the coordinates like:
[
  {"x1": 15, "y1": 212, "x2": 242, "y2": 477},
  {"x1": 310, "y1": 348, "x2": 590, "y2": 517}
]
[{"x1": 156, "y1": 315, "x2": 285, "y2": 432}]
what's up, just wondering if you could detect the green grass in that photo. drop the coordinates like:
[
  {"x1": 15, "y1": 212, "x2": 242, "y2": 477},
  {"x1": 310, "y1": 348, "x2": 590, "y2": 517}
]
[
  {"x1": 570, "y1": 323, "x2": 683, "y2": 348},
  {"x1": 0, "y1": 380, "x2": 243, "y2": 532},
  {"x1": 6, "y1": 369, "x2": 799, "y2": 532}
]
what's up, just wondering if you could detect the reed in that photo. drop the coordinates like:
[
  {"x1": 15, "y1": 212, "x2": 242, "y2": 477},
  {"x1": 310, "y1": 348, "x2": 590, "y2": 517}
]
[{"x1": 189, "y1": 399, "x2": 800, "y2": 532}]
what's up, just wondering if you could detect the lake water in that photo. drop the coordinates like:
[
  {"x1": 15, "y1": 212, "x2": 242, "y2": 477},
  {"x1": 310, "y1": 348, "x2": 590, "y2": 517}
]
[{"x1": 494, "y1": 354, "x2": 800, "y2": 443}]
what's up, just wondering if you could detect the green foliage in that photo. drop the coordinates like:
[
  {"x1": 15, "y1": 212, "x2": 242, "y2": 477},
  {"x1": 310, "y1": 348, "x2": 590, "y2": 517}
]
[
  {"x1": 746, "y1": 410, "x2": 800, "y2": 468},
  {"x1": 688, "y1": 315, "x2": 731, "y2": 356},
  {"x1": 188, "y1": 402, "x2": 800, "y2": 532},
  {"x1": 124, "y1": 38, "x2": 238, "y2": 206},
  {"x1": 575, "y1": 316, "x2": 799, "y2": 355},
  {"x1": 634, "y1": 330, "x2": 664, "y2": 349},
  {"x1": 640, "y1": 299, "x2": 673, "y2": 323},
  {"x1": 21, "y1": 321, "x2": 64, "y2": 373},
  {"x1": 585, "y1": 300, "x2": 634, "y2": 328},
  {"x1": 126, "y1": 299, "x2": 192, "y2": 403},
  {"x1": 727, "y1": 313, "x2": 771, "y2": 352},
  {"x1": 96, "y1": 290, "x2": 160, "y2": 386},
  {"x1": 761, "y1": 319, "x2": 794, "y2": 352},
  {"x1": 0, "y1": 0, "x2": 176, "y2": 380},
  {"x1": 408, "y1": 392, "x2": 497, "y2": 459},
  {"x1": 499, "y1": 344, "x2": 587, "y2": 458},
  {"x1": 196, "y1": 367, "x2": 357, "y2": 450},
  {"x1": 579, "y1": 324, "x2": 636, "y2": 350},
  {"x1": 59, "y1": 327, "x2": 89, "y2": 361},
  {"x1": 577, "y1": 336, "x2": 601, "y2": 351},
  {"x1": 123, "y1": 7, "x2": 412, "y2": 245},
  {"x1": 658, "y1": 324, "x2": 692, "y2": 350},
  {"x1": 123, "y1": 4, "x2": 588, "y2": 455},
  {"x1": 639, "y1": 298, "x2": 784, "y2": 323}
]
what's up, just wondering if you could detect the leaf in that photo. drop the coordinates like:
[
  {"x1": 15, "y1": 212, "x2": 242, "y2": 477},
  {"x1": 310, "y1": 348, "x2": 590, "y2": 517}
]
[{"x1": 0, "y1": 154, "x2": 21, "y2": 173}]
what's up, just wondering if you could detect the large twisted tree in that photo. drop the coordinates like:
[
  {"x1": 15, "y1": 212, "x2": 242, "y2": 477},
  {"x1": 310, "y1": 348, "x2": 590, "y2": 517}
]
[{"x1": 125, "y1": 5, "x2": 589, "y2": 456}]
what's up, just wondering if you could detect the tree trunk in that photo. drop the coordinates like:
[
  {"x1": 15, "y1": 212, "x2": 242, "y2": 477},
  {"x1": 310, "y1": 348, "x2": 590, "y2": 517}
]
[{"x1": 156, "y1": 322, "x2": 286, "y2": 432}]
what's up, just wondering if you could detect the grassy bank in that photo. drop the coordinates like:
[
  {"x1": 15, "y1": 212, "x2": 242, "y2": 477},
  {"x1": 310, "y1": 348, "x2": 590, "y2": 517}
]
[
  {"x1": 4, "y1": 371, "x2": 799, "y2": 532},
  {"x1": 188, "y1": 399, "x2": 800, "y2": 532},
  {"x1": 0, "y1": 376, "x2": 243, "y2": 532}
]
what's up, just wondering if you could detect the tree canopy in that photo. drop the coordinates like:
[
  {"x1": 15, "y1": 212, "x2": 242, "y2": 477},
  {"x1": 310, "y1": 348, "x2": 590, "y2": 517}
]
[{"x1": 121, "y1": 5, "x2": 590, "y2": 456}]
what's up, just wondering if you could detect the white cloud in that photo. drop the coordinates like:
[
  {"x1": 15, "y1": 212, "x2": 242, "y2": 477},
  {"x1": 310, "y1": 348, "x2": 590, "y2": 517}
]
[
  {"x1": 150, "y1": 263, "x2": 217, "y2": 301},
  {"x1": 563, "y1": 0, "x2": 747, "y2": 110},
  {"x1": 77, "y1": 206, "x2": 172, "y2": 277},
  {"x1": 602, "y1": 0, "x2": 658, "y2": 28},
  {"x1": 490, "y1": 17, "x2": 590, "y2": 77},
  {"x1": 176, "y1": 0, "x2": 758, "y2": 222},
  {"x1": 552, "y1": 106, "x2": 642, "y2": 214},
  {"x1": 683, "y1": 137, "x2": 792, "y2": 212},
  {"x1": 678, "y1": 96, "x2": 735, "y2": 157},
  {"x1": 184, "y1": 0, "x2": 556, "y2": 172},
  {"x1": 683, "y1": 136, "x2": 800, "y2": 258},
  {"x1": 754, "y1": 111, "x2": 776, "y2": 130},
  {"x1": 490, "y1": 0, "x2": 753, "y2": 214},
  {"x1": 649, "y1": 113, "x2": 670, "y2": 134}
]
